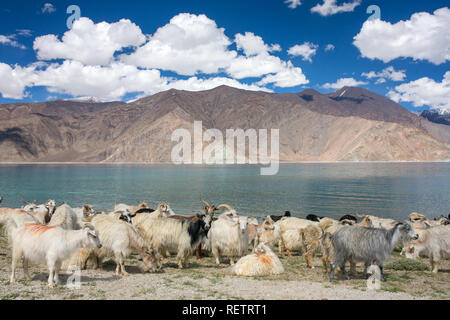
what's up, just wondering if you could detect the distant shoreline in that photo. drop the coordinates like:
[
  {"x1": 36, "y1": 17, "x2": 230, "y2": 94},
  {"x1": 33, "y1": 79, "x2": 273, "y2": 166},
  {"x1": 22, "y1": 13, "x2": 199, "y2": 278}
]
[{"x1": 0, "y1": 161, "x2": 449, "y2": 165}]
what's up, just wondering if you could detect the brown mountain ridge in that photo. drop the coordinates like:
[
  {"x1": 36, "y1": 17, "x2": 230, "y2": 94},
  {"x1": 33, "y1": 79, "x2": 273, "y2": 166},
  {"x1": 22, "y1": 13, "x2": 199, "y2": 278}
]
[{"x1": 0, "y1": 86, "x2": 449, "y2": 162}]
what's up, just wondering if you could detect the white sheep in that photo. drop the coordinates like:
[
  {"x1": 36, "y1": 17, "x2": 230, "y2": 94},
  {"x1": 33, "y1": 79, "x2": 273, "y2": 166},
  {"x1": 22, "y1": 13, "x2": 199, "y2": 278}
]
[
  {"x1": 233, "y1": 242, "x2": 284, "y2": 277},
  {"x1": 9, "y1": 223, "x2": 101, "y2": 288}
]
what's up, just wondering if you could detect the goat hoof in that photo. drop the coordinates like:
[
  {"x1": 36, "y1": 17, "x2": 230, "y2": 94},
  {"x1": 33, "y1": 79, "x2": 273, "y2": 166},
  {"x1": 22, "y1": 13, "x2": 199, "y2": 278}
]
[{"x1": 48, "y1": 284, "x2": 54, "y2": 288}]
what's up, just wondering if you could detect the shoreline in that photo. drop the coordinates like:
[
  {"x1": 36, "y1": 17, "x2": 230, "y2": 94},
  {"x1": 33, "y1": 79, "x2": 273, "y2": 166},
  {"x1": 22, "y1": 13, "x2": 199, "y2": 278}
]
[{"x1": 0, "y1": 161, "x2": 449, "y2": 165}]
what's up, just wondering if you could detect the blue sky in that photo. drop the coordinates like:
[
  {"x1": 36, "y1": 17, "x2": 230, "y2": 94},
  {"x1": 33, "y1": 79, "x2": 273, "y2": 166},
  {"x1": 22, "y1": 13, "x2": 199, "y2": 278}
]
[{"x1": 0, "y1": 0, "x2": 449, "y2": 113}]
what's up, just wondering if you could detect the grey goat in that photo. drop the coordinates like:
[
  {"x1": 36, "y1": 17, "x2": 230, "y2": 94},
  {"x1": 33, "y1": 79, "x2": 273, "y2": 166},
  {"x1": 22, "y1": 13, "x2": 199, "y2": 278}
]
[{"x1": 329, "y1": 222, "x2": 418, "y2": 281}]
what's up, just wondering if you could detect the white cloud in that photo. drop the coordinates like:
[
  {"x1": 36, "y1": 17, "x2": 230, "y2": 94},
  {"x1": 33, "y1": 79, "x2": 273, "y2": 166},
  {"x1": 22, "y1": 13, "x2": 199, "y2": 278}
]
[
  {"x1": 16, "y1": 29, "x2": 33, "y2": 37},
  {"x1": 0, "y1": 63, "x2": 35, "y2": 99},
  {"x1": 0, "y1": 35, "x2": 26, "y2": 49},
  {"x1": 257, "y1": 62, "x2": 309, "y2": 87},
  {"x1": 322, "y1": 77, "x2": 367, "y2": 90},
  {"x1": 285, "y1": 0, "x2": 302, "y2": 9},
  {"x1": 353, "y1": 7, "x2": 450, "y2": 65},
  {"x1": 325, "y1": 44, "x2": 335, "y2": 51},
  {"x1": 166, "y1": 77, "x2": 271, "y2": 93},
  {"x1": 288, "y1": 42, "x2": 318, "y2": 62},
  {"x1": 34, "y1": 18, "x2": 146, "y2": 66},
  {"x1": 0, "y1": 13, "x2": 309, "y2": 100},
  {"x1": 387, "y1": 72, "x2": 450, "y2": 112},
  {"x1": 122, "y1": 13, "x2": 236, "y2": 76},
  {"x1": 41, "y1": 3, "x2": 56, "y2": 14},
  {"x1": 235, "y1": 32, "x2": 281, "y2": 56},
  {"x1": 362, "y1": 66, "x2": 406, "y2": 83},
  {"x1": 311, "y1": 0, "x2": 361, "y2": 16}
]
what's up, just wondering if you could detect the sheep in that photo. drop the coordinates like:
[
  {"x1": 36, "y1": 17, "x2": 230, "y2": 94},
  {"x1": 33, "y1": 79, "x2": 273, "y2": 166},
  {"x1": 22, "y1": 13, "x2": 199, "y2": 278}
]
[
  {"x1": 233, "y1": 242, "x2": 284, "y2": 277},
  {"x1": 329, "y1": 222, "x2": 419, "y2": 281},
  {"x1": 74, "y1": 214, "x2": 160, "y2": 276},
  {"x1": 133, "y1": 215, "x2": 211, "y2": 268},
  {"x1": 209, "y1": 215, "x2": 249, "y2": 265},
  {"x1": 9, "y1": 223, "x2": 101, "y2": 287},
  {"x1": 48, "y1": 204, "x2": 81, "y2": 230},
  {"x1": 404, "y1": 225, "x2": 450, "y2": 273}
]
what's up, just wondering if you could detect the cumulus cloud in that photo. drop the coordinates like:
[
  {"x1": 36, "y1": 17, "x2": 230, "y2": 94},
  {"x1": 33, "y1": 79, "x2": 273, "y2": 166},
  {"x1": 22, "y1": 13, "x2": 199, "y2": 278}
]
[
  {"x1": 167, "y1": 77, "x2": 272, "y2": 93},
  {"x1": 34, "y1": 18, "x2": 146, "y2": 66},
  {"x1": 322, "y1": 77, "x2": 367, "y2": 90},
  {"x1": 325, "y1": 44, "x2": 335, "y2": 51},
  {"x1": 387, "y1": 72, "x2": 450, "y2": 112},
  {"x1": 41, "y1": 3, "x2": 56, "y2": 14},
  {"x1": 122, "y1": 13, "x2": 236, "y2": 76},
  {"x1": 0, "y1": 63, "x2": 35, "y2": 99},
  {"x1": 0, "y1": 13, "x2": 309, "y2": 100},
  {"x1": 257, "y1": 62, "x2": 309, "y2": 87},
  {"x1": 0, "y1": 35, "x2": 26, "y2": 49},
  {"x1": 285, "y1": 0, "x2": 302, "y2": 9},
  {"x1": 362, "y1": 66, "x2": 406, "y2": 84},
  {"x1": 353, "y1": 7, "x2": 450, "y2": 65},
  {"x1": 288, "y1": 42, "x2": 318, "y2": 62},
  {"x1": 311, "y1": 0, "x2": 361, "y2": 16},
  {"x1": 235, "y1": 32, "x2": 281, "y2": 56}
]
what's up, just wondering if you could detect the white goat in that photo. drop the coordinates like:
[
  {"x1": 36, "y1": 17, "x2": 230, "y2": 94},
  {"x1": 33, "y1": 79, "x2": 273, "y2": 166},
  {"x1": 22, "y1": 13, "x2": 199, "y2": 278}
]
[
  {"x1": 209, "y1": 215, "x2": 249, "y2": 265},
  {"x1": 133, "y1": 215, "x2": 210, "y2": 268},
  {"x1": 48, "y1": 204, "x2": 81, "y2": 230},
  {"x1": 69, "y1": 214, "x2": 160, "y2": 275},
  {"x1": 9, "y1": 223, "x2": 101, "y2": 287},
  {"x1": 404, "y1": 225, "x2": 450, "y2": 273},
  {"x1": 233, "y1": 242, "x2": 284, "y2": 277}
]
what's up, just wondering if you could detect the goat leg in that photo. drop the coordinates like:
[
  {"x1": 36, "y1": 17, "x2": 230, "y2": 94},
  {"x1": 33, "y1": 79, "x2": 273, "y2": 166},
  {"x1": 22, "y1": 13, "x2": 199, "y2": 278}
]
[{"x1": 195, "y1": 245, "x2": 202, "y2": 260}]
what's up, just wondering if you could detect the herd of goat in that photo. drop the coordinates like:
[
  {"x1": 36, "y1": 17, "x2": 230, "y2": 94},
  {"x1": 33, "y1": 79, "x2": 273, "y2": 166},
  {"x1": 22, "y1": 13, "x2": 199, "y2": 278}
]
[{"x1": 0, "y1": 196, "x2": 449, "y2": 288}]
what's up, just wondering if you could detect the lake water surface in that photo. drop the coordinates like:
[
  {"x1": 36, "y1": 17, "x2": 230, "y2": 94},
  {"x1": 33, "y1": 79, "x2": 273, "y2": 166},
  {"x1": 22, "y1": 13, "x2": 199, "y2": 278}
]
[{"x1": 0, "y1": 163, "x2": 448, "y2": 221}]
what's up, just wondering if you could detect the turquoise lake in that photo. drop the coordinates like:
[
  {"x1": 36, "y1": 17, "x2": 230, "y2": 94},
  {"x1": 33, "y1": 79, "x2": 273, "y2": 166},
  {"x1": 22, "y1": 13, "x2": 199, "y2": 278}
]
[{"x1": 0, "y1": 163, "x2": 448, "y2": 220}]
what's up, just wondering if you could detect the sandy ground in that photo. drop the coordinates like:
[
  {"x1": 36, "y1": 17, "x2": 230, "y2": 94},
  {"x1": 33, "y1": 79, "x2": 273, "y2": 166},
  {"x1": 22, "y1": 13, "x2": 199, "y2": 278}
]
[{"x1": 0, "y1": 233, "x2": 448, "y2": 300}]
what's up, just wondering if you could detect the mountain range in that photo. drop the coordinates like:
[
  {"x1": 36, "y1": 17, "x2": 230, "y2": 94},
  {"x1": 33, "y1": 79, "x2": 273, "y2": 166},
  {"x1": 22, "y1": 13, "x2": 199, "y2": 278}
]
[{"x1": 0, "y1": 86, "x2": 449, "y2": 162}]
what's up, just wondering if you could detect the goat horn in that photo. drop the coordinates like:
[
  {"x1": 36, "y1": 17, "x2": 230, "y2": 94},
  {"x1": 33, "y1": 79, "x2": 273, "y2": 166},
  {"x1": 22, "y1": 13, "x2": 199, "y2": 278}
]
[
  {"x1": 356, "y1": 214, "x2": 366, "y2": 218},
  {"x1": 217, "y1": 204, "x2": 235, "y2": 212},
  {"x1": 201, "y1": 200, "x2": 210, "y2": 207},
  {"x1": 0, "y1": 196, "x2": 2, "y2": 204}
]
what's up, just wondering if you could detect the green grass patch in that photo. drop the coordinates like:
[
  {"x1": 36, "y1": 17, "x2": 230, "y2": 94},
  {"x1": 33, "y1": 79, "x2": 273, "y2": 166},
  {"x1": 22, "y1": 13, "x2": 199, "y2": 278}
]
[{"x1": 385, "y1": 258, "x2": 429, "y2": 271}]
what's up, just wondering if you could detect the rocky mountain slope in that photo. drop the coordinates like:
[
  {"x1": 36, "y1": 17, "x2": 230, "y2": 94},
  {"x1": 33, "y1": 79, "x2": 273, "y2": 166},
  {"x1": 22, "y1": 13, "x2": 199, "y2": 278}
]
[{"x1": 0, "y1": 86, "x2": 449, "y2": 162}]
